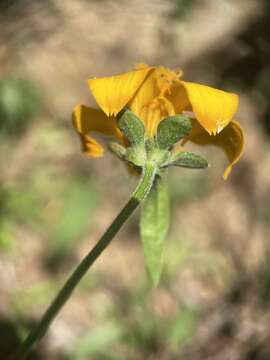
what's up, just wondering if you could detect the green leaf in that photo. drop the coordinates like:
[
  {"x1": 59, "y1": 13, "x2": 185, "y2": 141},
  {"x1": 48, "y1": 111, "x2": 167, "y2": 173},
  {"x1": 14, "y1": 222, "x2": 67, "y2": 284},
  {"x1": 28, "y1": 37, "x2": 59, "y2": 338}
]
[
  {"x1": 169, "y1": 151, "x2": 208, "y2": 169},
  {"x1": 140, "y1": 176, "x2": 170, "y2": 287},
  {"x1": 117, "y1": 109, "x2": 145, "y2": 146},
  {"x1": 156, "y1": 115, "x2": 191, "y2": 149}
]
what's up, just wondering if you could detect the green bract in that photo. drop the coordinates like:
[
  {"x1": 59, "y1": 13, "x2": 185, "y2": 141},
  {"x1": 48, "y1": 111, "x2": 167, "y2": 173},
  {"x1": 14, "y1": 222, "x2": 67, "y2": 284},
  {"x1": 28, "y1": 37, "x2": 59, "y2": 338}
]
[
  {"x1": 108, "y1": 142, "x2": 126, "y2": 160},
  {"x1": 117, "y1": 108, "x2": 145, "y2": 146},
  {"x1": 169, "y1": 151, "x2": 208, "y2": 169},
  {"x1": 157, "y1": 115, "x2": 192, "y2": 149},
  {"x1": 111, "y1": 109, "x2": 208, "y2": 172}
]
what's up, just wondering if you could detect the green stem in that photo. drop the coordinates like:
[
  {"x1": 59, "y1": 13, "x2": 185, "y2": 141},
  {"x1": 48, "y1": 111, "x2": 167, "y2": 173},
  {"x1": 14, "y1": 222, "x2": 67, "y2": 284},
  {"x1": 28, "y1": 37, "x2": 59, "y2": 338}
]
[{"x1": 14, "y1": 162, "x2": 157, "y2": 360}]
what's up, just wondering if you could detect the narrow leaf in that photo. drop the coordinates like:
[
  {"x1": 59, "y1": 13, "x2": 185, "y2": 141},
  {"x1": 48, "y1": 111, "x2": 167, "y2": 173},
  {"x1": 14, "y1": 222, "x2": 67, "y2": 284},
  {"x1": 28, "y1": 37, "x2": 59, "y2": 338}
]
[{"x1": 140, "y1": 176, "x2": 170, "y2": 287}]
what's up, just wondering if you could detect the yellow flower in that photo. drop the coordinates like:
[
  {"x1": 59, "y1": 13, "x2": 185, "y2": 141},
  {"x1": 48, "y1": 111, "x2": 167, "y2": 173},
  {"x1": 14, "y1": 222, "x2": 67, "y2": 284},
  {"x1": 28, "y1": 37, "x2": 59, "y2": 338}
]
[{"x1": 73, "y1": 64, "x2": 244, "y2": 179}]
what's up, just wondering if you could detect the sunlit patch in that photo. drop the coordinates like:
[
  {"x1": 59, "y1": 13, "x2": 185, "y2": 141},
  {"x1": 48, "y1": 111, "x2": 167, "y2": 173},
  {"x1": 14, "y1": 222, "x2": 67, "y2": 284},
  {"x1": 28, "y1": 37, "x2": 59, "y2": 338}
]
[{"x1": 216, "y1": 118, "x2": 230, "y2": 134}]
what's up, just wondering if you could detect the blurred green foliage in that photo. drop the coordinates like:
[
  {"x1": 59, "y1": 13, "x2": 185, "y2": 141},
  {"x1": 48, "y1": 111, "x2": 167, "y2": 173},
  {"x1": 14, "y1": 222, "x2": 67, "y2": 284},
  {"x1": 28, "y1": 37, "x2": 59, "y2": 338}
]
[
  {"x1": 0, "y1": 77, "x2": 41, "y2": 137},
  {"x1": 0, "y1": 218, "x2": 14, "y2": 253},
  {"x1": 7, "y1": 179, "x2": 43, "y2": 227},
  {"x1": 66, "y1": 322, "x2": 124, "y2": 360},
  {"x1": 0, "y1": 187, "x2": 13, "y2": 253},
  {"x1": 3, "y1": 172, "x2": 100, "y2": 262},
  {"x1": 47, "y1": 177, "x2": 99, "y2": 266},
  {"x1": 169, "y1": 170, "x2": 208, "y2": 203},
  {"x1": 167, "y1": 307, "x2": 198, "y2": 349},
  {"x1": 11, "y1": 280, "x2": 60, "y2": 314},
  {"x1": 63, "y1": 286, "x2": 199, "y2": 360},
  {"x1": 171, "y1": 0, "x2": 196, "y2": 19}
]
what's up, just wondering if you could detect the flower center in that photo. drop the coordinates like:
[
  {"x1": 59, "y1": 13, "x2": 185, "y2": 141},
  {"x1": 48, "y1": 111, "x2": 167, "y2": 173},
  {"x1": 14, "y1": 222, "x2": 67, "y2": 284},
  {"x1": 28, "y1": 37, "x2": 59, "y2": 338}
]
[
  {"x1": 156, "y1": 67, "x2": 182, "y2": 96},
  {"x1": 143, "y1": 69, "x2": 181, "y2": 137},
  {"x1": 131, "y1": 66, "x2": 183, "y2": 137}
]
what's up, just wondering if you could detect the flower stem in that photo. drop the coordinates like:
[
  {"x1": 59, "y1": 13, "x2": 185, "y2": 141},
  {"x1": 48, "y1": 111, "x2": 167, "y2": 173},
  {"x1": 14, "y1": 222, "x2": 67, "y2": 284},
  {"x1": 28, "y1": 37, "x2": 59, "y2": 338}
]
[{"x1": 14, "y1": 162, "x2": 157, "y2": 360}]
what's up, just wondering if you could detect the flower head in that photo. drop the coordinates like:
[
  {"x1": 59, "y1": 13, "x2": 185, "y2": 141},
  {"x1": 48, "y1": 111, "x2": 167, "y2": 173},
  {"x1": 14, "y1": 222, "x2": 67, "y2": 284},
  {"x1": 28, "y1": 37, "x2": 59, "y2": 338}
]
[{"x1": 73, "y1": 64, "x2": 244, "y2": 179}]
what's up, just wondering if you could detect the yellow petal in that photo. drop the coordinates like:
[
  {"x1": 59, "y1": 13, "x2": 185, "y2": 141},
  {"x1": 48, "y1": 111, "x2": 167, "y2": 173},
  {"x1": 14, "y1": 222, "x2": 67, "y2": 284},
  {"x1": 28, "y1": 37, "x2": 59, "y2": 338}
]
[
  {"x1": 72, "y1": 105, "x2": 118, "y2": 157},
  {"x1": 166, "y1": 81, "x2": 190, "y2": 114},
  {"x1": 88, "y1": 67, "x2": 154, "y2": 117},
  {"x1": 130, "y1": 67, "x2": 180, "y2": 114},
  {"x1": 180, "y1": 81, "x2": 239, "y2": 135},
  {"x1": 129, "y1": 69, "x2": 158, "y2": 116},
  {"x1": 135, "y1": 63, "x2": 149, "y2": 70},
  {"x1": 183, "y1": 119, "x2": 244, "y2": 179}
]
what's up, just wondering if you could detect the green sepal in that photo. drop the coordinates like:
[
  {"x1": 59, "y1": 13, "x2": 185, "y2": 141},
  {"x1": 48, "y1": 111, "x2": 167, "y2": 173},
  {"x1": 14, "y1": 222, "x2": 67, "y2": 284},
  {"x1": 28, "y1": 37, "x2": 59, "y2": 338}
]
[
  {"x1": 117, "y1": 109, "x2": 145, "y2": 146},
  {"x1": 145, "y1": 137, "x2": 156, "y2": 153},
  {"x1": 140, "y1": 175, "x2": 170, "y2": 287},
  {"x1": 148, "y1": 148, "x2": 171, "y2": 168},
  {"x1": 125, "y1": 146, "x2": 146, "y2": 167},
  {"x1": 108, "y1": 142, "x2": 126, "y2": 160},
  {"x1": 169, "y1": 151, "x2": 208, "y2": 169},
  {"x1": 156, "y1": 115, "x2": 192, "y2": 150},
  {"x1": 145, "y1": 138, "x2": 170, "y2": 166}
]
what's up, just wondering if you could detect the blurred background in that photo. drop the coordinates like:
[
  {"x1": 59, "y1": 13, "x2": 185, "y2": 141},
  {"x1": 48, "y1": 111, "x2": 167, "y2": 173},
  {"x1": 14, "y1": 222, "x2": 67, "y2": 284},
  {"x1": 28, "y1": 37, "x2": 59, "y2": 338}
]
[{"x1": 1, "y1": 0, "x2": 270, "y2": 359}]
